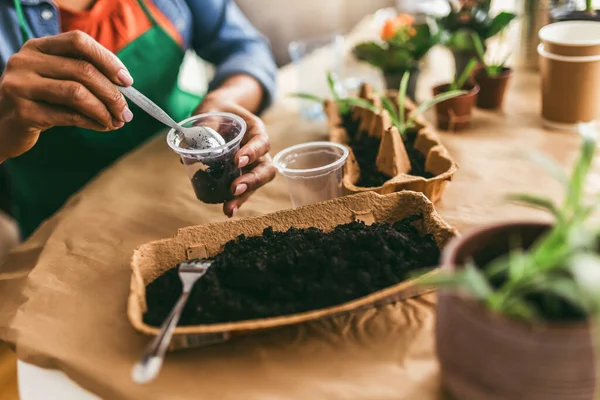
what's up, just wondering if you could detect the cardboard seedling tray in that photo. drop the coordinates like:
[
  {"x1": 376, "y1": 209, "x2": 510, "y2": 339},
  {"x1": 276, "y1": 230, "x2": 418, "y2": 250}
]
[
  {"x1": 325, "y1": 85, "x2": 458, "y2": 203},
  {"x1": 128, "y1": 191, "x2": 457, "y2": 350}
]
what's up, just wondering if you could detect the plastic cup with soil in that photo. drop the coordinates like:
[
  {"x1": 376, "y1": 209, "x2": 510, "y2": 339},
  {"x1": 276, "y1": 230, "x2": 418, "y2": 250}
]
[
  {"x1": 167, "y1": 112, "x2": 245, "y2": 204},
  {"x1": 433, "y1": 82, "x2": 479, "y2": 131},
  {"x1": 473, "y1": 66, "x2": 512, "y2": 109},
  {"x1": 273, "y1": 142, "x2": 349, "y2": 207}
]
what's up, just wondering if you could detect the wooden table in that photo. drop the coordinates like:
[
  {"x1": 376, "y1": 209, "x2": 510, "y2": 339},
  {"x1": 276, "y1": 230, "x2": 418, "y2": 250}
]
[{"x1": 4, "y1": 12, "x2": 592, "y2": 400}]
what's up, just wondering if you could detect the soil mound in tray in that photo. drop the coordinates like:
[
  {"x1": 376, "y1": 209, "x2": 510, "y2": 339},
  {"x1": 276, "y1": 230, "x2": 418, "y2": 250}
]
[
  {"x1": 403, "y1": 130, "x2": 434, "y2": 180},
  {"x1": 353, "y1": 135, "x2": 392, "y2": 188},
  {"x1": 342, "y1": 114, "x2": 434, "y2": 187},
  {"x1": 143, "y1": 216, "x2": 440, "y2": 326}
]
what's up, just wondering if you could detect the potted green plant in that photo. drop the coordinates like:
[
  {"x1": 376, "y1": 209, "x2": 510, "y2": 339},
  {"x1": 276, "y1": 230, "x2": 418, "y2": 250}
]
[
  {"x1": 353, "y1": 14, "x2": 441, "y2": 100},
  {"x1": 432, "y1": 58, "x2": 480, "y2": 131},
  {"x1": 439, "y1": 0, "x2": 516, "y2": 76},
  {"x1": 429, "y1": 125, "x2": 600, "y2": 399},
  {"x1": 552, "y1": 0, "x2": 600, "y2": 22},
  {"x1": 471, "y1": 33, "x2": 512, "y2": 109}
]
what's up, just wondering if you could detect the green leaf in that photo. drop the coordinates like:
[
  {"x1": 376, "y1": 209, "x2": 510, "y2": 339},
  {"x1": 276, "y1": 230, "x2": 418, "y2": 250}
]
[
  {"x1": 353, "y1": 42, "x2": 416, "y2": 71},
  {"x1": 570, "y1": 253, "x2": 600, "y2": 310},
  {"x1": 454, "y1": 58, "x2": 478, "y2": 90},
  {"x1": 506, "y1": 193, "x2": 560, "y2": 218},
  {"x1": 507, "y1": 244, "x2": 528, "y2": 282},
  {"x1": 461, "y1": 262, "x2": 494, "y2": 301},
  {"x1": 342, "y1": 98, "x2": 380, "y2": 113},
  {"x1": 565, "y1": 124, "x2": 597, "y2": 213},
  {"x1": 326, "y1": 71, "x2": 341, "y2": 102},
  {"x1": 497, "y1": 295, "x2": 541, "y2": 320},
  {"x1": 485, "y1": 12, "x2": 517, "y2": 39},
  {"x1": 471, "y1": 33, "x2": 488, "y2": 67},
  {"x1": 353, "y1": 42, "x2": 388, "y2": 68},
  {"x1": 419, "y1": 264, "x2": 493, "y2": 302},
  {"x1": 406, "y1": 90, "x2": 467, "y2": 128},
  {"x1": 398, "y1": 72, "x2": 410, "y2": 126},
  {"x1": 380, "y1": 95, "x2": 401, "y2": 131},
  {"x1": 289, "y1": 93, "x2": 325, "y2": 103},
  {"x1": 445, "y1": 28, "x2": 477, "y2": 51}
]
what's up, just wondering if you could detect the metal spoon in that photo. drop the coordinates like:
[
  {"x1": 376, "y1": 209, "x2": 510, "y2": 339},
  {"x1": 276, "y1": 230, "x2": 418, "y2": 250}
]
[
  {"x1": 117, "y1": 85, "x2": 226, "y2": 149},
  {"x1": 131, "y1": 259, "x2": 213, "y2": 384}
]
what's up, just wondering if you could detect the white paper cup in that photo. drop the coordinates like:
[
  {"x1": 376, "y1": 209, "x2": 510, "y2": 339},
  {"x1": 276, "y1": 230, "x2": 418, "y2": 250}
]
[{"x1": 273, "y1": 142, "x2": 349, "y2": 207}]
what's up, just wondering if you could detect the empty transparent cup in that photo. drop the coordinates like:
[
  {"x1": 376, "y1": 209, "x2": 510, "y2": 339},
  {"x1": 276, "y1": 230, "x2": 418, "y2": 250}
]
[
  {"x1": 166, "y1": 112, "x2": 246, "y2": 204},
  {"x1": 273, "y1": 142, "x2": 349, "y2": 207}
]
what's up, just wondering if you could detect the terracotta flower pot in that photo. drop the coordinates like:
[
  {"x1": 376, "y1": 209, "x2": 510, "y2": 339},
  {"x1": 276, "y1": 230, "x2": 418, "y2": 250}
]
[
  {"x1": 432, "y1": 83, "x2": 479, "y2": 131},
  {"x1": 474, "y1": 67, "x2": 512, "y2": 109},
  {"x1": 437, "y1": 221, "x2": 596, "y2": 400},
  {"x1": 384, "y1": 68, "x2": 421, "y2": 101}
]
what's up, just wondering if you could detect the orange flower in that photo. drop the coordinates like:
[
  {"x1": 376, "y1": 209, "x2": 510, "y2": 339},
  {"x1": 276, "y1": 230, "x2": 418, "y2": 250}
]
[
  {"x1": 380, "y1": 14, "x2": 415, "y2": 41},
  {"x1": 381, "y1": 19, "x2": 399, "y2": 40},
  {"x1": 396, "y1": 13, "x2": 414, "y2": 26}
]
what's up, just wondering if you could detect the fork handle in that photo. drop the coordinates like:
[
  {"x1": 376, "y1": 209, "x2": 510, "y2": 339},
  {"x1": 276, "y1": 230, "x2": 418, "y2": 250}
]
[{"x1": 131, "y1": 291, "x2": 191, "y2": 384}]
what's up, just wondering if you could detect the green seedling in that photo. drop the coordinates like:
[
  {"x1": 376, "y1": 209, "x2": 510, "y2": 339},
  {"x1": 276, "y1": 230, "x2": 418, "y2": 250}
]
[
  {"x1": 381, "y1": 71, "x2": 467, "y2": 137},
  {"x1": 449, "y1": 57, "x2": 478, "y2": 91},
  {"x1": 290, "y1": 71, "x2": 379, "y2": 116},
  {"x1": 472, "y1": 33, "x2": 510, "y2": 78}
]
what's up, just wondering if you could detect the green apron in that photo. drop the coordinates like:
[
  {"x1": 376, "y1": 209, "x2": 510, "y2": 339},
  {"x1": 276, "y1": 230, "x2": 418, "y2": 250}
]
[{"x1": 6, "y1": 0, "x2": 202, "y2": 238}]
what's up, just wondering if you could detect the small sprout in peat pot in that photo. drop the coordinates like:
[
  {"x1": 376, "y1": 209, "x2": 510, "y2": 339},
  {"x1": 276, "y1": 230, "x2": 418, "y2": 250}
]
[
  {"x1": 381, "y1": 71, "x2": 467, "y2": 138},
  {"x1": 471, "y1": 33, "x2": 512, "y2": 109},
  {"x1": 433, "y1": 59, "x2": 479, "y2": 131},
  {"x1": 290, "y1": 71, "x2": 379, "y2": 117},
  {"x1": 449, "y1": 58, "x2": 478, "y2": 92}
]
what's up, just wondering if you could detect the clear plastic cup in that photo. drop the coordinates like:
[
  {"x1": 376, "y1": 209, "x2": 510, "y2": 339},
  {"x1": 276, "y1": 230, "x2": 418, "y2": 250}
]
[
  {"x1": 273, "y1": 142, "x2": 349, "y2": 208},
  {"x1": 166, "y1": 112, "x2": 246, "y2": 204}
]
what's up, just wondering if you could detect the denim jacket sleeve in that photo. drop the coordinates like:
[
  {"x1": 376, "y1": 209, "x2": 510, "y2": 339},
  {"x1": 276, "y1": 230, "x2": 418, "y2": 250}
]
[
  {"x1": 0, "y1": 0, "x2": 277, "y2": 112},
  {"x1": 184, "y1": 0, "x2": 276, "y2": 111}
]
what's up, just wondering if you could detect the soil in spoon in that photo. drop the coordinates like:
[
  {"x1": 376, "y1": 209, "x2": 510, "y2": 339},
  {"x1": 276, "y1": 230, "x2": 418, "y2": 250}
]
[{"x1": 143, "y1": 216, "x2": 440, "y2": 326}]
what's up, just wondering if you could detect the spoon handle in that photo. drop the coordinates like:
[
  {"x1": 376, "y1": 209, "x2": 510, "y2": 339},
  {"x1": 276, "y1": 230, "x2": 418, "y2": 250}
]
[{"x1": 117, "y1": 85, "x2": 181, "y2": 131}]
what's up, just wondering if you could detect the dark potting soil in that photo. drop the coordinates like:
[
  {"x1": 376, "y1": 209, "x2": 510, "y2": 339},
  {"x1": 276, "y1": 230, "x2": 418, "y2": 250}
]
[
  {"x1": 191, "y1": 158, "x2": 240, "y2": 204},
  {"x1": 551, "y1": 10, "x2": 600, "y2": 22},
  {"x1": 490, "y1": 272, "x2": 587, "y2": 322},
  {"x1": 403, "y1": 129, "x2": 434, "y2": 180},
  {"x1": 341, "y1": 112, "x2": 434, "y2": 187},
  {"x1": 143, "y1": 216, "x2": 440, "y2": 326}
]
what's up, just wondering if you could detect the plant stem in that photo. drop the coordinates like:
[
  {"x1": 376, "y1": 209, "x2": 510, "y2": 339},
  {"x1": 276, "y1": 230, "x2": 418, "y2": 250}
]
[{"x1": 586, "y1": 0, "x2": 596, "y2": 14}]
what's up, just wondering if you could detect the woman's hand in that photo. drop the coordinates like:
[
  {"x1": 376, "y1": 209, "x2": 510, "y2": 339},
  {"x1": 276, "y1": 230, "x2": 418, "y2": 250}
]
[
  {"x1": 194, "y1": 97, "x2": 276, "y2": 217},
  {"x1": 0, "y1": 31, "x2": 133, "y2": 161}
]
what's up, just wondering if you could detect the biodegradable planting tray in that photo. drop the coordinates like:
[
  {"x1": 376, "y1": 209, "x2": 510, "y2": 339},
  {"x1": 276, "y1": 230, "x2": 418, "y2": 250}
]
[
  {"x1": 128, "y1": 191, "x2": 457, "y2": 350},
  {"x1": 325, "y1": 85, "x2": 458, "y2": 202}
]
